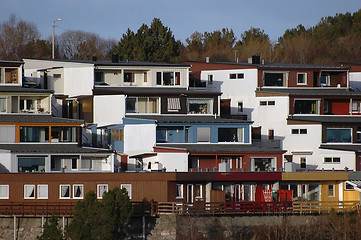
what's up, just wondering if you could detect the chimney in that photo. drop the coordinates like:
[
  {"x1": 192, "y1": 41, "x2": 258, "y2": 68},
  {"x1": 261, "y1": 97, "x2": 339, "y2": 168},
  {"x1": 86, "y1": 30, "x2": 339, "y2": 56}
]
[
  {"x1": 206, "y1": 57, "x2": 210, "y2": 63},
  {"x1": 112, "y1": 53, "x2": 119, "y2": 63},
  {"x1": 252, "y1": 55, "x2": 261, "y2": 64}
]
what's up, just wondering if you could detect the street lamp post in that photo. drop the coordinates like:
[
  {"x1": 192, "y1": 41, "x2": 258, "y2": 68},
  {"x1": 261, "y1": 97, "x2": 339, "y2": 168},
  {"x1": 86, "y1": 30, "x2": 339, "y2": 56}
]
[{"x1": 52, "y1": 18, "x2": 62, "y2": 59}]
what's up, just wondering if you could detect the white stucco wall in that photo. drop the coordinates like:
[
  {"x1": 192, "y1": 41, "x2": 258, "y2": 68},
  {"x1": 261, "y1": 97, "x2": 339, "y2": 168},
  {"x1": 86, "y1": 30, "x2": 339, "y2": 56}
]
[
  {"x1": 142, "y1": 152, "x2": 188, "y2": 172},
  {"x1": 64, "y1": 67, "x2": 94, "y2": 96},
  {"x1": 201, "y1": 69, "x2": 258, "y2": 118},
  {"x1": 93, "y1": 95, "x2": 125, "y2": 125},
  {"x1": 124, "y1": 123, "x2": 156, "y2": 155}
]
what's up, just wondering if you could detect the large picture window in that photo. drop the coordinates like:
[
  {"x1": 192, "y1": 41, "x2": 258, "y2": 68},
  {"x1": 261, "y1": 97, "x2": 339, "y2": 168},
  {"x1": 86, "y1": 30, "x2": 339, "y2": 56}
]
[
  {"x1": 251, "y1": 158, "x2": 275, "y2": 172},
  {"x1": 326, "y1": 128, "x2": 352, "y2": 143},
  {"x1": 156, "y1": 72, "x2": 180, "y2": 86},
  {"x1": 187, "y1": 98, "x2": 213, "y2": 114},
  {"x1": 20, "y1": 126, "x2": 49, "y2": 142},
  {"x1": 18, "y1": 157, "x2": 45, "y2": 173},
  {"x1": 294, "y1": 99, "x2": 320, "y2": 114},
  {"x1": 126, "y1": 97, "x2": 159, "y2": 114},
  {"x1": 218, "y1": 128, "x2": 244, "y2": 143},
  {"x1": 263, "y1": 72, "x2": 287, "y2": 87},
  {"x1": 0, "y1": 68, "x2": 18, "y2": 84}
]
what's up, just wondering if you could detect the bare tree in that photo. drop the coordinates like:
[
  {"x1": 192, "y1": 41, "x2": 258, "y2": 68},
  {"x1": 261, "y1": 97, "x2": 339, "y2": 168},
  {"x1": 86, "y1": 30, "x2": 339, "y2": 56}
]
[
  {"x1": 57, "y1": 30, "x2": 115, "y2": 59},
  {"x1": 0, "y1": 14, "x2": 41, "y2": 60}
]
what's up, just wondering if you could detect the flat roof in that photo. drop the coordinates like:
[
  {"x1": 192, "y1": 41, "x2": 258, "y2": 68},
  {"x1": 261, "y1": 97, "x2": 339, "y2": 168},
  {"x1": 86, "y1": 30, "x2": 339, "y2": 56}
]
[
  {"x1": 288, "y1": 115, "x2": 361, "y2": 123},
  {"x1": 129, "y1": 115, "x2": 252, "y2": 124},
  {"x1": 93, "y1": 86, "x2": 221, "y2": 95},
  {"x1": 0, "y1": 143, "x2": 112, "y2": 154},
  {"x1": 24, "y1": 58, "x2": 190, "y2": 68},
  {"x1": 156, "y1": 143, "x2": 284, "y2": 153},
  {"x1": 0, "y1": 114, "x2": 84, "y2": 124},
  {"x1": 257, "y1": 88, "x2": 361, "y2": 96}
]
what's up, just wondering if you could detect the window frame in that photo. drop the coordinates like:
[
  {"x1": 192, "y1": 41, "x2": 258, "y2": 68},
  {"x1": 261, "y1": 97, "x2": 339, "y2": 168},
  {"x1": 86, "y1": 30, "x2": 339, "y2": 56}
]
[
  {"x1": 326, "y1": 128, "x2": 352, "y2": 143},
  {"x1": 156, "y1": 71, "x2": 181, "y2": 86},
  {"x1": 263, "y1": 71, "x2": 288, "y2": 87},
  {"x1": 294, "y1": 99, "x2": 321, "y2": 115},
  {"x1": 97, "y1": 184, "x2": 109, "y2": 199},
  {"x1": 126, "y1": 97, "x2": 160, "y2": 114},
  {"x1": 37, "y1": 184, "x2": 48, "y2": 199},
  {"x1": 197, "y1": 127, "x2": 211, "y2": 143},
  {"x1": 24, "y1": 184, "x2": 35, "y2": 199},
  {"x1": 0, "y1": 185, "x2": 9, "y2": 199},
  {"x1": 324, "y1": 157, "x2": 341, "y2": 163},
  {"x1": 59, "y1": 184, "x2": 71, "y2": 199},
  {"x1": 73, "y1": 184, "x2": 84, "y2": 199},
  {"x1": 121, "y1": 184, "x2": 132, "y2": 199},
  {"x1": 328, "y1": 184, "x2": 335, "y2": 197},
  {"x1": 187, "y1": 98, "x2": 213, "y2": 115},
  {"x1": 176, "y1": 184, "x2": 184, "y2": 199},
  {"x1": 297, "y1": 72, "x2": 307, "y2": 85},
  {"x1": 195, "y1": 184, "x2": 202, "y2": 199}
]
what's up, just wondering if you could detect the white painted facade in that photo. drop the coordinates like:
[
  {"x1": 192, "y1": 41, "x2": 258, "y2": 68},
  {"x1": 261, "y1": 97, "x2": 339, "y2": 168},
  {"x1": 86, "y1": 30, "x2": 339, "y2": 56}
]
[
  {"x1": 123, "y1": 123, "x2": 156, "y2": 156},
  {"x1": 142, "y1": 152, "x2": 188, "y2": 172},
  {"x1": 201, "y1": 69, "x2": 258, "y2": 118},
  {"x1": 93, "y1": 95, "x2": 125, "y2": 125}
]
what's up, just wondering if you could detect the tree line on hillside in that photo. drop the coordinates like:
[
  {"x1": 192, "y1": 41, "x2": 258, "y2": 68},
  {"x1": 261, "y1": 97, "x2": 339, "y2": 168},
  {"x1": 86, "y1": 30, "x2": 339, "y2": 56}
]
[{"x1": 1, "y1": 10, "x2": 361, "y2": 64}]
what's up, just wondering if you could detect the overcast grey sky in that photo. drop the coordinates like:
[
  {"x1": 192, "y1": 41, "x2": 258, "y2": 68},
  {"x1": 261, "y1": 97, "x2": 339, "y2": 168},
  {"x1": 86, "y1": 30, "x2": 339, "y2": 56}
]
[{"x1": 2, "y1": 0, "x2": 361, "y2": 43}]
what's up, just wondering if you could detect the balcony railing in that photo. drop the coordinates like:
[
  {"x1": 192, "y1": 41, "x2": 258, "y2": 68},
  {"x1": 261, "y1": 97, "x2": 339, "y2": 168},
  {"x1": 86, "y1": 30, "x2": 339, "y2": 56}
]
[
  {"x1": 0, "y1": 201, "x2": 358, "y2": 217},
  {"x1": 252, "y1": 139, "x2": 281, "y2": 149}
]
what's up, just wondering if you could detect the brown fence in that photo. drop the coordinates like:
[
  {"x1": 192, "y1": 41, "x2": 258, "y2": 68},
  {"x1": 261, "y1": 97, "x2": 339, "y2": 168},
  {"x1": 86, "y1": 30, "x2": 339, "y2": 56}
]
[{"x1": 0, "y1": 201, "x2": 359, "y2": 217}]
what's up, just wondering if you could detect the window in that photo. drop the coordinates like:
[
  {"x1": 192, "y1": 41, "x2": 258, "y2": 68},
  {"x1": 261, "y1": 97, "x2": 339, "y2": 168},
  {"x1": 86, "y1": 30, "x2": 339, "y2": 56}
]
[
  {"x1": 345, "y1": 182, "x2": 354, "y2": 190},
  {"x1": 197, "y1": 127, "x2": 210, "y2": 142},
  {"x1": 60, "y1": 185, "x2": 71, "y2": 199},
  {"x1": 352, "y1": 101, "x2": 361, "y2": 113},
  {"x1": 260, "y1": 101, "x2": 275, "y2": 106},
  {"x1": 328, "y1": 184, "x2": 335, "y2": 197},
  {"x1": 20, "y1": 99, "x2": 35, "y2": 112},
  {"x1": 324, "y1": 157, "x2": 341, "y2": 163},
  {"x1": 167, "y1": 98, "x2": 181, "y2": 111},
  {"x1": 156, "y1": 71, "x2": 180, "y2": 86},
  {"x1": 326, "y1": 128, "x2": 352, "y2": 143},
  {"x1": 0, "y1": 98, "x2": 7, "y2": 113},
  {"x1": 156, "y1": 128, "x2": 167, "y2": 143},
  {"x1": 20, "y1": 126, "x2": 49, "y2": 142},
  {"x1": 294, "y1": 99, "x2": 320, "y2": 114},
  {"x1": 51, "y1": 127, "x2": 76, "y2": 142},
  {"x1": 126, "y1": 97, "x2": 160, "y2": 114},
  {"x1": 24, "y1": 185, "x2": 35, "y2": 199},
  {"x1": 308, "y1": 184, "x2": 320, "y2": 201},
  {"x1": 297, "y1": 73, "x2": 307, "y2": 85},
  {"x1": 53, "y1": 74, "x2": 61, "y2": 78},
  {"x1": 229, "y1": 73, "x2": 244, "y2": 79},
  {"x1": 292, "y1": 129, "x2": 299, "y2": 134},
  {"x1": 321, "y1": 74, "x2": 330, "y2": 86},
  {"x1": 237, "y1": 102, "x2": 243, "y2": 112},
  {"x1": 121, "y1": 184, "x2": 132, "y2": 199},
  {"x1": 37, "y1": 185, "x2": 48, "y2": 199},
  {"x1": 292, "y1": 129, "x2": 307, "y2": 134},
  {"x1": 208, "y1": 75, "x2": 213, "y2": 84},
  {"x1": 264, "y1": 72, "x2": 287, "y2": 87},
  {"x1": 124, "y1": 72, "x2": 134, "y2": 82},
  {"x1": 18, "y1": 157, "x2": 45, "y2": 173},
  {"x1": 81, "y1": 158, "x2": 92, "y2": 170},
  {"x1": 72, "y1": 159, "x2": 77, "y2": 169},
  {"x1": 300, "y1": 158, "x2": 306, "y2": 168},
  {"x1": 187, "y1": 98, "x2": 213, "y2": 114},
  {"x1": 0, "y1": 185, "x2": 9, "y2": 199},
  {"x1": 251, "y1": 158, "x2": 275, "y2": 172},
  {"x1": 0, "y1": 68, "x2": 18, "y2": 84},
  {"x1": 260, "y1": 101, "x2": 267, "y2": 106},
  {"x1": 195, "y1": 184, "x2": 202, "y2": 198},
  {"x1": 218, "y1": 128, "x2": 244, "y2": 142},
  {"x1": 97, "y1": 184, "x2": 108, "y2": 199},
  {"x1": 176, "y1": 184, "x2": 183, "y2": 198},
  {"x1": 111, "y1": 129, "x2": 124, "y2": 141},
  {"x1": 73, "y1": 184, "x2": 84, "y2": 199},
  {"x1": 236, "y1": 157, "x2": 242, "y2": 169}
]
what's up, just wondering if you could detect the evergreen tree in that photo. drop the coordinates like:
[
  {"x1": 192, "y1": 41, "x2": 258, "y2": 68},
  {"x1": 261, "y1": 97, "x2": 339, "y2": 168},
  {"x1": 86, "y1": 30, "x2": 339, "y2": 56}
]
[
  {"x1": 37, "y1": 216, "x2": 63, "y2": 240},
  {"x1": 114, "y1": 18, "x2": 180, "y2": 63},
  {"x1": 65, "y1": 188, "x2": 133, "y2": 240}
]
